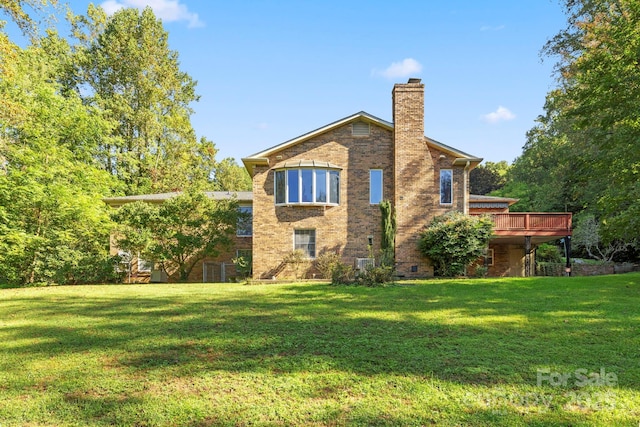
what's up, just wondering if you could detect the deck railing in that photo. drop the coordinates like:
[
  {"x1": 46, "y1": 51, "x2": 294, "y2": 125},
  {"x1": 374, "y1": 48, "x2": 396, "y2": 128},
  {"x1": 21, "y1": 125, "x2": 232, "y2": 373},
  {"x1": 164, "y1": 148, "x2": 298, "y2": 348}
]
[{"x1": 473, "y1": 213, "x2": 572, "y2": 236}]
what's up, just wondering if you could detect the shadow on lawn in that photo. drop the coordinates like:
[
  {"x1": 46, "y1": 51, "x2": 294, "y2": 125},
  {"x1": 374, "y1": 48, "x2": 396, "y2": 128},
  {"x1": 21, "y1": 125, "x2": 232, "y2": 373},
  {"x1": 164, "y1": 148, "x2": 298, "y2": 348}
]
[{"x1": 1, "y1": 276, "x2": 639, "y2": 389}]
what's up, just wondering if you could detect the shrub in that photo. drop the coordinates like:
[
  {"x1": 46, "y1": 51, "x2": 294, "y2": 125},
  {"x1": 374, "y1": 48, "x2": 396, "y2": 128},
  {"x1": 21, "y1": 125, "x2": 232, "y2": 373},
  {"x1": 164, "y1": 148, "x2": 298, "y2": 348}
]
[
  {"x1": 283, "y1": 249, "x2": 310, "y2": 280},
  {"x1": 474, "y1": 265, "x2": 488, "y2": 278},
  {"x1": 418, "y1": 212, "x2": 493, "y2": 277},
  {"x1": 232, "y1": 254, "x2": 252, "y2": 280},
  {"x1": 328, "y1": 261, "x2": 394, "y2": 287},
  {"x1": 330, "y1": 262, "x2": 355, "y2": 285},
  {"x1": 355, "y1": 265, "x2": 394, "y2": 287},
  {"x1": 380, "y1": 200, "x2": 396, "y2": 267},
  {"x1": 536, "y1": 243, "x2": 563, "y2": 263},
  {"x1": 314, "y1": 252, "x2": 342, "y2": 280}
]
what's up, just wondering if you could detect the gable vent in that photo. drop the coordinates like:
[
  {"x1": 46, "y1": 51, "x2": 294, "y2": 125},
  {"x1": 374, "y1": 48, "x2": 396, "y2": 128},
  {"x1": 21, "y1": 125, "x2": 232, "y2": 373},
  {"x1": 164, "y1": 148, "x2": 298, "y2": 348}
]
[{"x1": 352, "y1": 121, "x2": 370, "y2": 136}]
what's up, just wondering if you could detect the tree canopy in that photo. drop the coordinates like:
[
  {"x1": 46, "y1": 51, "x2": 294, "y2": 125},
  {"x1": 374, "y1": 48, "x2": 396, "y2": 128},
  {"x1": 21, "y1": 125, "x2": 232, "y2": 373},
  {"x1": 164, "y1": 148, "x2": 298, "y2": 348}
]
[
  {"x1": 469, "y1": 161, "x2": 509, "y2": 195},
  {"x1": 0, "y1": 30, "x2": 116, "y2": 285},
  {"x1": 0, "y1": 3, "x2": 248, "y2": 285},
  {"x1": 498, "y1": 0, "x2": 640, "y2": 255},
  {"x1": 112, "y1": 190, "x2": 240, "y2": 281}
]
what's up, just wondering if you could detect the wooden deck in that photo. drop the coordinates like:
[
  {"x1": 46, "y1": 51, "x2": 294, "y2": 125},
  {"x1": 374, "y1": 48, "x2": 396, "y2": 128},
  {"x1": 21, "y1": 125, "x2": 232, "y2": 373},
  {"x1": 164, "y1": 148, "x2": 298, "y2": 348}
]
[{"x1": 474, "y1": 213, "x2": 572, "y2": 237}]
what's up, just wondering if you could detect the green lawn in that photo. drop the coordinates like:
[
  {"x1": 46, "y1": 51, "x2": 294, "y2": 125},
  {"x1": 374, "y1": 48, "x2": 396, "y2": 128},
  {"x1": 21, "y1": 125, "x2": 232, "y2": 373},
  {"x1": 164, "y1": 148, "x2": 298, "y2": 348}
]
[{"x1": 0, "y1": 275, "x2": 638, "y2": 426}]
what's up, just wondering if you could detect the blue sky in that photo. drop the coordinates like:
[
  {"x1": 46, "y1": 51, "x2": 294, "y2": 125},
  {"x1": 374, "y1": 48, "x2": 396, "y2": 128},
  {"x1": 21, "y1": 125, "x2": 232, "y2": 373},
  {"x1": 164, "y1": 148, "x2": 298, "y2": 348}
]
[{"x1": 17, "y1": 0, "x2": 568, "y2": 164}]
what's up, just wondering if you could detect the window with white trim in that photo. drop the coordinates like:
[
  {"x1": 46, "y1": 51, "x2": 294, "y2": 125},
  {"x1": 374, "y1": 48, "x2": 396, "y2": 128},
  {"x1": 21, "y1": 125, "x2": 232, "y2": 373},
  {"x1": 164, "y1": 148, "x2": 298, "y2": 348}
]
[
  {"x1": 294, "y1": 229, "x2": 316, "y2": 258},
  {"x1": 440, "y1": 169, "x2": 453, "y2": 204},
  {"x1": 237, "y1": 206, "x2": 253, "y2": 236},
  {"x1": 137, "y1": 253, "x2": 153, "y2": 272},
  {"x1": 370, "y1": 169, "x2": 383, "y2": 204},
  {"x1": 274, "y1": 168, "x2": 340, "y2": 206}
]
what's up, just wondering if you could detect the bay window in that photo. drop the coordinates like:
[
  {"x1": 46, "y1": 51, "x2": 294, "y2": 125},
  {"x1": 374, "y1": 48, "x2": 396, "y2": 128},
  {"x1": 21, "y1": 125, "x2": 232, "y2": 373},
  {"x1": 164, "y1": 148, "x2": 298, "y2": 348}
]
[{"x1": 274, "y1": 164, "x2": 340, "y2": 206}]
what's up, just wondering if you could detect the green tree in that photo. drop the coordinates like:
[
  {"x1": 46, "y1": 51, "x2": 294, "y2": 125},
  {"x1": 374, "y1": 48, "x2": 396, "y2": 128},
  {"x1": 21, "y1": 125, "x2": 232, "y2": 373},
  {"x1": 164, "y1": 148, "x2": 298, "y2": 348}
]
[
  {"x1": 0, "y1": 33, "x2": 117, "y2": 286},
  {"x1": 112, "y1": 190, "x2": 239, "y2": 281},
  {"x1": 0, "y1": 0, "x2": 58, "y2": 38},
  {"x1": 212, "y1": 157, "x2": 252, "y2": 191},
  {"x1": 532, "y1": 0, "x2": 640, "y2": 240},
  {"x1": 73, "y1": 5, "x2": 212, "y2": 194},
  {"x1": 418, "y1": 212, "x2": 493, "y2": 277},
  {"x1": 572, "y1": 213, "x2": 636, "y2": 262},
  {"x1": 469, "y1": 161, "x2": 509, "y2": 195}
]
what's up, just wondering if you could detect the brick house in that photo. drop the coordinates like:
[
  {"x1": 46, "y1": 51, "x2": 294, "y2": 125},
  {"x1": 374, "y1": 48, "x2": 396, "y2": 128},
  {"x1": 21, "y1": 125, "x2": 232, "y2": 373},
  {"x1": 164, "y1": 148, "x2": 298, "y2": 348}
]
[
  {"x1": 242, "y1": 79, "x2": 571, "y2": 279},
  {"x1": 105, "y1": 79, "x2": 572, "y2": 282}
]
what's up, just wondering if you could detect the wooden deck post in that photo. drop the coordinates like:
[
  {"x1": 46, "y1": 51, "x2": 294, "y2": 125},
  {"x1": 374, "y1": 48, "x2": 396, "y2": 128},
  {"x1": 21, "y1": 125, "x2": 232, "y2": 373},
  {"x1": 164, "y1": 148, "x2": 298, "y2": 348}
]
[
  {"x1": 564, "y1": 235, "x2": 572, "y2": 276},
  {"x1": 524, "y1": 236, "x2": 532, "y2": 277}
]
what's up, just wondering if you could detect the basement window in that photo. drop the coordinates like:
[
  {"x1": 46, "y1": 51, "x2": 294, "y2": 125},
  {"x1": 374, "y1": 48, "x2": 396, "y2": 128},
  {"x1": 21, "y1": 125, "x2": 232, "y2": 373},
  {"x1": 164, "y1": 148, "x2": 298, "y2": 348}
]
[{"x1": 294, "y1": 229, "x2": 316, "y2": 258}]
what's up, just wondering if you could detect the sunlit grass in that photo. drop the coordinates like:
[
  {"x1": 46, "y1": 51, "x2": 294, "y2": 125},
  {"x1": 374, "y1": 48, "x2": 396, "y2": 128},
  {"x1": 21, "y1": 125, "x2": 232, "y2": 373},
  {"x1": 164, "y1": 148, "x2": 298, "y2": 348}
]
[{"x1": 0, "y1": 274, "x2": 638, "y2": 426}]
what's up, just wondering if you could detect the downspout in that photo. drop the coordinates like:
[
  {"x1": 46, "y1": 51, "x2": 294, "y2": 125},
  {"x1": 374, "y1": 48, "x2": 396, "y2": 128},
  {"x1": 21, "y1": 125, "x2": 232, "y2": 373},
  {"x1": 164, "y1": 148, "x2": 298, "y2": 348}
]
[{"x1": 463, "y1": 161, "x2": 470, "y2": 214}]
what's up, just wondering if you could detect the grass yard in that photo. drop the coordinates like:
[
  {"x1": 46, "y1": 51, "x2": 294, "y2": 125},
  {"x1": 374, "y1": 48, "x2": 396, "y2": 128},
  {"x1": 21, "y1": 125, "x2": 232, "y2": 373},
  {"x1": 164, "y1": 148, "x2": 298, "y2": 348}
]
[{"x1": 0, "y1": 274, "x2": 639, "y2": 426}]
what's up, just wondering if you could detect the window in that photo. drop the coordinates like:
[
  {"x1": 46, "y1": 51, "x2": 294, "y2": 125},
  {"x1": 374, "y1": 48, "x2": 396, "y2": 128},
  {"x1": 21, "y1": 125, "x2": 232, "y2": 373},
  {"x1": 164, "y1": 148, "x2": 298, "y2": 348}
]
[
  {"x1": 274, "y1": 167, "x2": 340, "y2": 206},
  {"x1": 287, "y1": 169, "x2": 299, "y2": 203},
  {"x1": 294, "y1": 229, "x2": 316, "y2": 258},
  {"x1": 316, "y1": 169, "x2": 327, "y2": 203},
  {"x1": 329, "y1": 170, "x2": 340, "y2": 204},
  {"x1": 275, "y1": 170, "x2": 286, "y2": 204},
  {"x1": 440, "y1": 169, "x2": 453, "y2": 204},
  {"x1": 370, "y1": 169, "x2": 383, "y2": 204},
  {"x1": 237, "y1": 206, "x2": 253, "y2": 236},
  {"x1": 137, "y1": 253, "x2": 153, "y2": 272},
  {"x1": 485, "y1": 249, "x2": 495, "y2": 266}
]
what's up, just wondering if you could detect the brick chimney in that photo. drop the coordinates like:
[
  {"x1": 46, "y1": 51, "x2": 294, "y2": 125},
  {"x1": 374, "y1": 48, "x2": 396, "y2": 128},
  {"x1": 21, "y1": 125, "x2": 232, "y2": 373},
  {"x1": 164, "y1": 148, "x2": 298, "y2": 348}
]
[{"x1": 392, "y1": 78, "x2": 435, "y2": 277}]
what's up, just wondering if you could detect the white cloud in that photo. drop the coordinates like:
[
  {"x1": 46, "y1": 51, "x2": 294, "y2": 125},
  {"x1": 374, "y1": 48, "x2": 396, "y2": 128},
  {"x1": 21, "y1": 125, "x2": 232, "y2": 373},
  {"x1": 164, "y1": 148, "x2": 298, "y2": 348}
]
[
  {"x1": 480, "y1": 24, "x2": 506, "y2": 31},
  {"x1": 482, "y1": 106, "x2": 516, "y2": 124},
  {"x1": 100, "y1": 0, "x2": 204, "y2": 28},
  {"x1": 373, "y1": 58, "x2": 423, "y2": 79}
]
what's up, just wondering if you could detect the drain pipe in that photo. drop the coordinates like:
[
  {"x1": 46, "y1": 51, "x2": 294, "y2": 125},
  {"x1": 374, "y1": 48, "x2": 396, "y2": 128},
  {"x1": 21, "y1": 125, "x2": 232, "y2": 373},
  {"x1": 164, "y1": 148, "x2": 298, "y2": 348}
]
[{"x1": 463, "y1": 161, "x2": 470, "y2": 214}]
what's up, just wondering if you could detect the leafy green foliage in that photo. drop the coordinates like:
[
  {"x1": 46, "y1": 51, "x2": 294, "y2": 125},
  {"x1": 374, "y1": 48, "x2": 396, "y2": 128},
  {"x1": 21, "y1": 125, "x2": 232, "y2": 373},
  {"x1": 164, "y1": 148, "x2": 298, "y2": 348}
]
[
  {"x1": 314, "y1": 251, "x2": 342, "y2": 280},
  {"x1": 354, "y1": 264, "x2": 394, "y2": 287},
  {"x1": 213, "y1": 157, "x2": 252, "y2": 191},
  {"x1": 330, "y1": 261, "x2": 355, "y2": 284},
  {"x1": 419, "y1": 212, "x2": 493, "y2": 277},
  {"x1": 232, "y1": 254, "x2": 252, "y2": 280},
  {"x1": 71, "y1": 6, "x2": 214, "y2": 194},
  {"x1": 499, "y1": 0, "x2": 640, "y2": 248},
  {"x1": 469, "y1": 161, "x2": 510, "y2": 195},
  {"x1": 112, "y1": 190, "x2": 239, "y2": 281},
  {"x1": 379, "y1": 200, "x2": 396, "y2": 267},
  {"x1": 536, "y1": 243, "x2": 563, "y2": 263},
  {"x1": 0, "y1": 32, "x2": 116, "y2": 286},
  {"x1": 572, "y1": 213, "x2": 636, "y2": 262},
  {"x1": 0, "y1": 0, "x2": 58, "y2": 39},
  {"x1": 283, "y1": 249, "x2": 310, "y2": 280},
  {"x1": 1, "y1": 4, "x2": 247, "y2": 285}
]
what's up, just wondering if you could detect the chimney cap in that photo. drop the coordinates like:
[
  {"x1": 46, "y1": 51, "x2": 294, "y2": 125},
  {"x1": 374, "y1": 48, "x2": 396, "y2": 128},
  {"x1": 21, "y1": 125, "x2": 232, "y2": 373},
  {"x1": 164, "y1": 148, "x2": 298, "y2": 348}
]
[{"x1": 407, "y1": 78, "x2": 422, "y2": 84}]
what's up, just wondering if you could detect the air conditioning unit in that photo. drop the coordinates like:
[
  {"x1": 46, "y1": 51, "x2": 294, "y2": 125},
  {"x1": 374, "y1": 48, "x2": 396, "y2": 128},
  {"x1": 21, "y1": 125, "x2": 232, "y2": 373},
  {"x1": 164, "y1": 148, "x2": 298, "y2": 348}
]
[
  {"x1": 150, "y1": 269, "x2": 167, "y2": 283},
  {"x1": 355, "y1": 258, "x2": 375, "y2": 271}
]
